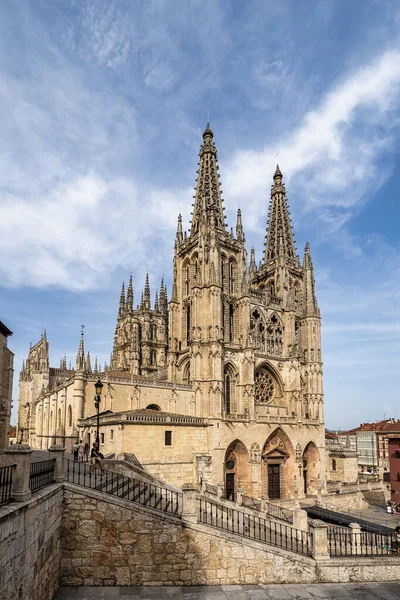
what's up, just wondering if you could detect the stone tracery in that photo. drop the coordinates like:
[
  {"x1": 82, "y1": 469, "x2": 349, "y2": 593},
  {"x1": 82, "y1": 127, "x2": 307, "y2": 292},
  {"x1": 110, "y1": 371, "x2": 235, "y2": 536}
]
[{"x1": 254, "y1": 368, "x2": 275, "y2": 404}]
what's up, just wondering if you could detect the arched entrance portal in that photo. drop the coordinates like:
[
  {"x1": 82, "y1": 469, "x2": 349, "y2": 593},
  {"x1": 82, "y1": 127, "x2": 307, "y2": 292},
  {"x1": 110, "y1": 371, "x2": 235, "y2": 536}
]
[
  {"x1": 302, "y1": 442, "x2": 320, "y2": 496},
  {"x1": 261, "y1": 429, "x2": 295, "y2": 500},
  {"x1": 224, "y1": 440, "x2": 250, "y2": 501}
]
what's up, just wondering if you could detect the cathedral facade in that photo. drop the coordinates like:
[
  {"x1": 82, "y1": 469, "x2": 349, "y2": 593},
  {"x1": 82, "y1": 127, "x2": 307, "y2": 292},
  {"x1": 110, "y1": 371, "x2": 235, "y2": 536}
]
[{"x1": 18, "y1": 125, "x2": 325, "y2": 501}]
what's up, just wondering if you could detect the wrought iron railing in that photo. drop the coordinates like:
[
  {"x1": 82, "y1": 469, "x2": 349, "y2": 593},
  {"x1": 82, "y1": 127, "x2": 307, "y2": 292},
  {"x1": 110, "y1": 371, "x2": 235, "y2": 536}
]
[
  {"x1": 328, "y1": 528, "x2": 394, "y2": 556},
  {"x1": 30, "y1": 459, "x2": 55, "y2": 492},
  {"x1": 265, "y1": 501, "x2": 293, "y2": 524},
  {"x1": 65, "y1": 459, "x2": 182, "y2": 516},
  {"x1": 0, "y1": 464, "x2": 14, "y2": 505},
  {"x1": 199, "y1": 498, "x2": 309, "y2": 555}
]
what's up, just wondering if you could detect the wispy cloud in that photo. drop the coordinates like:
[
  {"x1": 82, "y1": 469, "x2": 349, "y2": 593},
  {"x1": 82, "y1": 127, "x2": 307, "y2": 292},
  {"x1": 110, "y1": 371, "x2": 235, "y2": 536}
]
[{"x1": 223, "y1": 51, "x2": 400, "y2": 235}]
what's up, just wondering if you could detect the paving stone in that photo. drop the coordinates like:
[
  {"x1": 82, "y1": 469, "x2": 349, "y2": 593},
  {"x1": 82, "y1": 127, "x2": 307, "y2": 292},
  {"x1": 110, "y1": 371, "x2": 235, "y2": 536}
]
[
  {"x1": 53, "y1": 585, "x2": 400, "y2": 600},
  {"x1": 119, "y1": 587, "x2": 141, "y2": 596},
  {"x1": 302, "y1": 587, "x2": 330, "y2": 598},
  {"x1": 317, "y1": 586, "x2": 354, "y2": 598},
  {"x1": 140, "y1": 587, "x2": 167, "y2": 597},
  {"x1": 263, "y1": 587, "x2": 293, "y2": 599},
  {"x1": 76, "y1": 588, "x2": 121, "y2": 597},
  {"x1": 247, "y1": 591, "x2": 271, "y2": 599},
  {"x1": 286, "y1": 588, "x2": 314, "y2": 599},
  {"x1": 53, "y1": 589, "x2": 79, "y2": 599},
  {"x1": 382, "y1": 584, "x2": 400, "y2": 595}
]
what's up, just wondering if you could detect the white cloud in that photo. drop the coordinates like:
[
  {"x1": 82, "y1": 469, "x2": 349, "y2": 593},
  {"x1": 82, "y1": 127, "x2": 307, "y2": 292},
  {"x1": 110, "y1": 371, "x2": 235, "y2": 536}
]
[
  {"x1": 223, "y1": 51, "x2": 400, "y2": 231},
  {"x1": 0, "y1": 172, "x2": 190, "y2": 289}
]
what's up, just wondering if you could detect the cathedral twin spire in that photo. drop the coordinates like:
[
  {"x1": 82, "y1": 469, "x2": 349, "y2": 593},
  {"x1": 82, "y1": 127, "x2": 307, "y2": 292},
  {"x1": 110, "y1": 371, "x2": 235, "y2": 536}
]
[
  {"x1": 264, "y1": 165, "x2": 297, "y2": 263},
  {"x1": 190, "y1": 124, "x2": 226, "y2": 236}
]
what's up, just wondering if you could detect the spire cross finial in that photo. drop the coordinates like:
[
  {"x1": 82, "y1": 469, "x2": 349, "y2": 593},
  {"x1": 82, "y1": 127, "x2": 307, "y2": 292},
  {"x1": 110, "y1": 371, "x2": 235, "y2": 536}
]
[{"x1": 80, "y1": 324, "x2": 85, "y2": 337}]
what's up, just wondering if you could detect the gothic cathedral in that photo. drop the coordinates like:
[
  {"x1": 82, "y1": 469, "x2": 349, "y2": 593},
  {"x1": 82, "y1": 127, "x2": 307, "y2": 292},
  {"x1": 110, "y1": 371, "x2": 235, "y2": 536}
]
[{"x1": 18, "y1": 125, "x2": 325, "y2": 501}]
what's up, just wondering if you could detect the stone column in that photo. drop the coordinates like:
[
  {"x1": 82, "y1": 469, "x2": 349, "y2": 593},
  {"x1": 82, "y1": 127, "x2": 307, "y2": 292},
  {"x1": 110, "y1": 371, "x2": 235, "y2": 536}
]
[
  {"x1": 217, "y1": 483, "x2": 224, "y2": 499},
  {"x1": 49, "y1": 445, "x2": 65, "y2": 483},
  {"x1": 3, "y1": 444, "x2": 32, "y2": 502},
  {"x1": 293, "y1": 508, "x2": 308, "y2": 532},
  {"x1": 309, "y1": 519, "x2": 329, "y2": 560},
  {"x1": 349, "y1": 522, "x2": 362, "y2": 555},
  {"x1": 182, "y1": 484, "x2": 199, "y2": 523},
  {"x1": 236, "y1": 487, "x2": 244, "y2": 506}
]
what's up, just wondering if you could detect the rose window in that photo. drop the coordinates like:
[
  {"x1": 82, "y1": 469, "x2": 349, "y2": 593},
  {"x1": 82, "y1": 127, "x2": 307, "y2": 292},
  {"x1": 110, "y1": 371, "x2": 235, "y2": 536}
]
[{"x1": 255, "y1": 369, "x2": 274, "y2": 403}]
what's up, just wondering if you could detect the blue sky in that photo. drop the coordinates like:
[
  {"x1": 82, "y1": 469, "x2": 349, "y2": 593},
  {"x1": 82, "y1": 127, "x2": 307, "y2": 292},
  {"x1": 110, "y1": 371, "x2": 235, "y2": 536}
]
[{"x1": 1, "y1": 0, "x2": 399, "y2": 429}]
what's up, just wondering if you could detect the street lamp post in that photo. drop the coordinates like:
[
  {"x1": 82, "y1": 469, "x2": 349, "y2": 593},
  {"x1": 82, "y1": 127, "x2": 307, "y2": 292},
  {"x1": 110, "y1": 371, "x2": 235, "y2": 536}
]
[{"x1": 94, "y1": 379, "x2": 103, "y2": 446}]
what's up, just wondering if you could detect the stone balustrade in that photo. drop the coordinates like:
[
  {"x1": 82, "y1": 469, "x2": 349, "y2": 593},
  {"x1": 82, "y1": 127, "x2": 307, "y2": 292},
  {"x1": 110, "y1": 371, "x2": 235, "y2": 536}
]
[{"x1": 0, "y1": 443, "x2": 65, "y2": 503}]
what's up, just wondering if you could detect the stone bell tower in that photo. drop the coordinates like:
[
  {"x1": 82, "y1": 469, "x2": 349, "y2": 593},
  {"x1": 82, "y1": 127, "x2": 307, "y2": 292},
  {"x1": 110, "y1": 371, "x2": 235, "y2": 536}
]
[{"x1": 168, "y1": 124, "x2": 248, "y2": 417}]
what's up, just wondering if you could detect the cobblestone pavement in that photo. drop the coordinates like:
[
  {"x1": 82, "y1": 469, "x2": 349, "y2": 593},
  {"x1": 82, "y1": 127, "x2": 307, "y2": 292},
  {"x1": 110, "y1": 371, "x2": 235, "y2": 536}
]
[{"x1": 54, "y1": 582, "x2": 400, "y2": 599}]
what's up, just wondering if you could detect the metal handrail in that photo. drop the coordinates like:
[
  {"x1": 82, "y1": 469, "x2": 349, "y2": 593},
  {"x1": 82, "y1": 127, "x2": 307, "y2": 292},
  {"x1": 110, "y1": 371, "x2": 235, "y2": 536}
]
[
  {"x1": 29, "y1": 459, "x2": 55, "y2": 492},
  {"x1": 0, "y1": 464, "x2": 14, "y2": 505},
  {"x1": 199, "y1": 498, "x2": 309, "y2": 556},
  {"x1": 65, "y1": 458, "x2": 182, "y2": 516}
]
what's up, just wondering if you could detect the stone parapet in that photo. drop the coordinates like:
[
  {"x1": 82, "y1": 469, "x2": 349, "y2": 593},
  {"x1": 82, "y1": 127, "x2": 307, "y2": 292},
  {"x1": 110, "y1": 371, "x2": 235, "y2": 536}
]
[
  {"x1": 2, "y1": 444, "x2": 32, "y2": 502},
  {"x1": 49, "y1": 445, "x2": 65, "y2": 483},
  {"x1": 0, "y1": 484, "x2": 63, "y2": 600}
]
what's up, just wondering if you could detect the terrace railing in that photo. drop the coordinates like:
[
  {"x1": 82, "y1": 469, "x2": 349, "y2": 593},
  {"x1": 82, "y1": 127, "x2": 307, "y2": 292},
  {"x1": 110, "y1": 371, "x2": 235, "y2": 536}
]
[
  {"x1": 265, "y1": 501, "x2": 294, "y2": 524},
  {"x1": 65, "y1": 458, "x2": 182, "y2": 516},
  {"x1": 29, "y1": 459, "x2": 56, "y2": 493},
  {"x1": 198, "y1": 497, "x2": 310, "y2": 556},
  {"x1": 0, "y1": 464, "x2": 14, "y2": 505},
  {"x1": 328, "y1": 527, "x2": 394, "y2": 557}
]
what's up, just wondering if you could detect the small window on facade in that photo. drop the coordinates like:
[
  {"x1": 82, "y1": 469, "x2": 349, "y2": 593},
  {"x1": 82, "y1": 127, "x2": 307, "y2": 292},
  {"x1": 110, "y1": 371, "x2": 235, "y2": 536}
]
[
  {"x1": 332, "y1": 459, "x2": 336, "y2": 472},
  {"x1": 165, "y1": 431, "x2": 172, "y2": 446},
  {"x1": 101, "y1": 433, "x2": 105, "y2": 444},
  {"x1": 186, "y1": 304, "x2": 191, "y2": 342},
  {"x1": 110, "y1": 429, "x2": 114, "y2": 440}
]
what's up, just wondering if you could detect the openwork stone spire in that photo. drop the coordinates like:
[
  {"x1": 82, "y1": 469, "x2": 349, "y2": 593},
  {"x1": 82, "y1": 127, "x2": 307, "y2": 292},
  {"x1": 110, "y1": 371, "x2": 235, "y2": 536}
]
[
  {"x1": 264, "y1": 165, "x2": 296, "y2": 262},
  {"x1": 76, "y1": 325, "x2": 85, "y2": 371},
  {"x1": 190, "y1": 124, "x2": 226, "y2": 236},
  {"x1": 303, "y1": 242, "x2": 319, "y2": 316},
  {"x1": 126, "y1": 275, "x2": 133, "y2": 312}
]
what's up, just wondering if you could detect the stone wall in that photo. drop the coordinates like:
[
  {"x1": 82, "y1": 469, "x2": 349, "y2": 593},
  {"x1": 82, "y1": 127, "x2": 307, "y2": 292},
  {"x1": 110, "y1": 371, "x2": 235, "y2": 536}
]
[
  {"x1": 0, "y1": 485, "x2": 63, "y2": 600},
  {"x1": 61, "y1": 485, "x2": 316, "y2": 586},
  {"x1": 320, "y1": 491, "x2": 368, "y2": 511}
]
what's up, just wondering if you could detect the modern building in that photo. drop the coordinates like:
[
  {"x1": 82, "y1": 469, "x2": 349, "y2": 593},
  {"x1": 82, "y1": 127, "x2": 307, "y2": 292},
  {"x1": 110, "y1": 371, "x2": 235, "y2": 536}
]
[
  {"x1": 338, "y1": 420, "x2": 399, "y2": 478},
  {"x1": 388, "y1": 436, "x2": 400, "y2": 499},
  {"x1": 18, "y1": 124, "x2": 326, "y2": 501}
]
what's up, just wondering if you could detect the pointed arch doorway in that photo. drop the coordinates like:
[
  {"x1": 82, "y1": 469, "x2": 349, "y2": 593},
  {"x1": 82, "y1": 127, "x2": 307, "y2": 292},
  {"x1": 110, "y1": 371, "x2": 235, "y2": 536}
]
[
  {"x1": 302, "y1": 442, "x2": 320, "y2": 496},
  {"x1": 261, "y1": 429, "x2": 295, "y2": 500},
  {"x1": 224, "y1": 440, "x2": 250, "y2": 501}
]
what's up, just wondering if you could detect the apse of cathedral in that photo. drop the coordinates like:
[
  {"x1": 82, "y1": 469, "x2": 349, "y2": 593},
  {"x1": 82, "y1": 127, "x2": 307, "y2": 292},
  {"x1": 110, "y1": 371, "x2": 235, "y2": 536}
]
[{"x1": 18, "y1": 124, "x2": 325, "y2": 501}]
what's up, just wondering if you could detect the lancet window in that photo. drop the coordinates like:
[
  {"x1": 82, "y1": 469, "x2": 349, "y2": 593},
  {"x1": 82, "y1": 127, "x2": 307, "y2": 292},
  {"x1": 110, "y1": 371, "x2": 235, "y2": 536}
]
[
  {"x1": 150, "y1": 350, "x2": 156, "y2": 365},
  {"x1": 186, "y1": 304, "x2": 191, "y2": 342},
  {"x1": 266, "y1": 313, "x2": 283, "y2": 356},
  {"x1": 224, "y1": 364, "x2": 236, "y2": 415},
  {"x1": 249, "y1": 309, "x2": 265, "y2": 350},
  {"x1": 183, "y1": 361, "x2": 190, "y2": 385}
]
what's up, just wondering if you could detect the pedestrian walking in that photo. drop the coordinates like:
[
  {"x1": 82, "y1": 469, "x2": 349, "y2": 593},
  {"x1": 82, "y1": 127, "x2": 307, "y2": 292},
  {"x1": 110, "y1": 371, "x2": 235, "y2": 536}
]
[
  {"x1": 78, "y1": 439, "x2": 85, "y2": 462},
  {"x1": 72, "y1": 441, "x2": 79, "y2": 462},
  {"x1": 84, "y1": 442, "x2": 89, "y2": 462},
  {"x1": 90, "y1": 442, "x2": 104, "y2": 472}
]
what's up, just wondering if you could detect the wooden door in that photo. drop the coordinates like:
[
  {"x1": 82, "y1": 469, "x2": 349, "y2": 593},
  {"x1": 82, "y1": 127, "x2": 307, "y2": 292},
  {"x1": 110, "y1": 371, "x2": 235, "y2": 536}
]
[
  {"x1": 303, "y1": 469, "x2": 307, "y2": 494},
  {"x1": 268, "y1": 464, "x2": 280, "y2": 499},
  {"x1": 225, "y1": 473, "x2": 235, "y2": 501}
]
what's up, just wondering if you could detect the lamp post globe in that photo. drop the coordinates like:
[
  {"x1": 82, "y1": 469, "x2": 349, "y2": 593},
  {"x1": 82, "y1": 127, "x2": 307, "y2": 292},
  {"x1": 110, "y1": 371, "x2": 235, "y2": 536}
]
[{"x1": 94, "y1": 379, "x2": 103, "y2": 446}]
